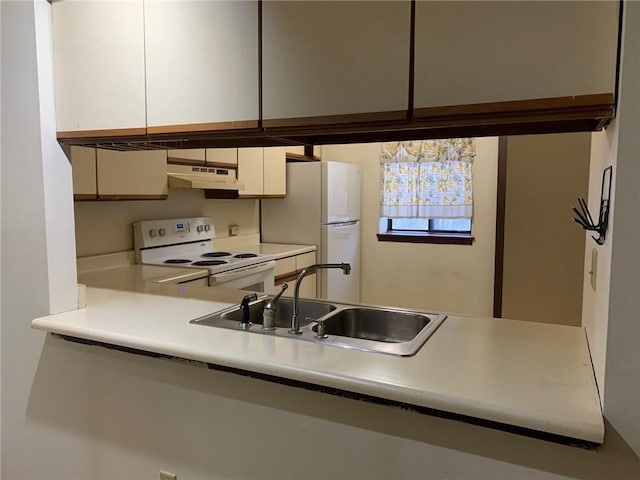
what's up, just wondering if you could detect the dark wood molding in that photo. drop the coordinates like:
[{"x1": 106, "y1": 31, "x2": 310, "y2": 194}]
[
  {"x1": 73, "y1": 193, "x2": 98, "y2": 201},
  {"x1": 408, "y1": 0, "x2": 416, "y2": 121},
  {"x1": 204, "y1": 189, "x2": 239, "y2": 200},
  {"x1": 303, "y1": 145, "x2": 314, "y2": 157},
  {"x1": 95, "y1": 194, "x2": 168, "y2": 201},
  {"x1": 147, "y1": 120, "x2": 259, "y2": 135},
  {"x1": 57, "y1": 93, "x2": 615, "y2": 149},
  {"x1": 57, "y1": 127, "x2": 147, "y2": 139},
  {"x1": 263, "y1": 110, "x2": 408, "y2": 129},
  {"x1": 414, "y1": 93, "x2": 615, "y2": 127},
  {"x1": 167, "y1": 158, "x2": 206, "y2": 167},
  {"x1": 377, "y1": 232, "x2": 474, "y2": 245},
  {"x1": 285, "y1": 152, "x2": 320, "y2": 162},
  {"x1": 493, "y1": 137, "x2": 508, "y2": 319}
]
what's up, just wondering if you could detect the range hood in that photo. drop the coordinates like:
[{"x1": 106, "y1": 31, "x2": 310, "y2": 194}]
[{"x1": 167, "y1": 164, "x2": 244, "y2": 191}]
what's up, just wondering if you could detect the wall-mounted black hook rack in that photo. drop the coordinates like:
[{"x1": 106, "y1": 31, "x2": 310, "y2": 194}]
[{"x1": 572, "y1": 166, "x2": 612, "y2": 245}]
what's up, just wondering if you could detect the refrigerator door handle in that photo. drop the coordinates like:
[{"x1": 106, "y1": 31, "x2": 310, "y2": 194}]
[{"x1": 326, "y1": 220, "x2": 359, "y2": 228}]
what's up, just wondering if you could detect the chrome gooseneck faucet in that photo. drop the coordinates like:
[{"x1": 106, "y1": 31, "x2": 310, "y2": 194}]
[{"x1": 289, "y1": 263, "x2": 351, "y2": 335}]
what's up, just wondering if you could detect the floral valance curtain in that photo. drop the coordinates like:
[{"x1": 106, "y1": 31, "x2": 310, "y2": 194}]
[{"x1": 379, "y1": 139, "x2": 476, "y2": 219}]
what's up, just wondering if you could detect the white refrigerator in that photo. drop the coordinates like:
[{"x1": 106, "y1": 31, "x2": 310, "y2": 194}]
[{"x1": 261, "y1": 161, "x2": 361, "y2": 303}]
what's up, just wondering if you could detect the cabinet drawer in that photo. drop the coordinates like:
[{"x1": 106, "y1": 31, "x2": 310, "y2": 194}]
[{"x1": 274, "y1": 256, "x2": 296, "y2": 278}]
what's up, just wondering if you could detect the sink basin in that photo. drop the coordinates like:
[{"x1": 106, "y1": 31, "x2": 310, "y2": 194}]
[
  {"x1": 313, "y1": 307, "x2": 431, "y2": 343},
  {"x1": 190, "y1": 297, "x2": 446, "y2": 356},
  {"x1": 191, "y1": 297, "x2": 336, "y2": 330}
]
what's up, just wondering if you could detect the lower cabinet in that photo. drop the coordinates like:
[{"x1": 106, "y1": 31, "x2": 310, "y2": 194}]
[
  {"x1": 274, "y1": 251, "x2": 317, "y2": 299},
  {"x1": 70, "y1": 146, "x2": 168, "y2": 201}
]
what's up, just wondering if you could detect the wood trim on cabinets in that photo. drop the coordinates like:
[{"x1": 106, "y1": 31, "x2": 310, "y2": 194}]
[
  {"x1": 263, "y1": 110, "x2": 408, "y2": 129},
  {"x1": 147, "y1": 120, "x2": 260, "y2": 135},
  {"x1": 73, "y1": 194, "x2": 98, "y2": 201},
  {"x1": 96, "y1": 194, "x2": 168, "y2": 201},
  {"x1": 56, "y1": 93, "x2": 615, "y2": 149},
  {"x1": 493, "y1": 137, "x2": 508, "y2": 319},
  {"x1": 57, "y1": 127, "x2": 147, "y2": 139},
  {"x1": 167, "y1": 158, "x2": 206, "y2": 166},
  {"x1": 414, "y1": 93, "x2": 615, "y2": 127}
]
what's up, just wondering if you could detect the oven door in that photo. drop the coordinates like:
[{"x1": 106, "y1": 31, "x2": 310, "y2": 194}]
[{"x1": 210, "y1": 261, "x2": 276, "y2": 294}]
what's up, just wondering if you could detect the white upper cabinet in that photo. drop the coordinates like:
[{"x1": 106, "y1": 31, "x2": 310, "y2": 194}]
[
  {"x1": 52, "y1": 0, "x2": 146, "y2": 133},
  {"x1": 144, "y1": 0, "x2": 259, "y2": 132},
  {"x1": 262, "y1": 1, "x2": 411, "y2": 123},
  {"x1": 237, "y1": 148, "x2": 264, "y2": 197},
  {"x1": 97, "y1": 150, "x2": 168, "y2": 199},
  {"x1": 414, "y1": 1, "x2": 618, "y2": 109}
]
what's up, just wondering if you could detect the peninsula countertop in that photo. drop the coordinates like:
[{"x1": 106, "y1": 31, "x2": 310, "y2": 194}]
[{"x1": 32, "y1": 273, "x2": 604, "y2": 447}]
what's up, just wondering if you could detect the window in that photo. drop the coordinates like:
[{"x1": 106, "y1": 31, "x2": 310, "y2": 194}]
[{"x1": 377, "y1": 139, "x2": 475, "y2": 245}]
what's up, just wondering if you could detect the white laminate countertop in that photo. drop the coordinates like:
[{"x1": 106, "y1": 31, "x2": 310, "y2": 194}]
[
  {"x1": 32, "y1": 274, "x2": 604, "y2": 446},
  {"x1": 239, "y1": 243, "x2": 316, "y2": 260}
]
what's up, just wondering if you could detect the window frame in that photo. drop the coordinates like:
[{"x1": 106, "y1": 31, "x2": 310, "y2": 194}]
[{"x1": 377, "y1": 218, "x2": 474, "y2": 245}]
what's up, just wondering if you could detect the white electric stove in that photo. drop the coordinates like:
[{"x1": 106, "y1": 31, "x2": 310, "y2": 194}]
[{"x1": 133, "y1": 217, "x2": 275, "y2": 293}]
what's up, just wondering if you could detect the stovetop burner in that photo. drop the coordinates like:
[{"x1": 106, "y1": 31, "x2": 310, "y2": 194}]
[
  {"x1": 192, "y1": 260, "x2": 228, "y2": 266},
  {"x1": 233, "y1": 253, "x2": 258, "y2": 259},
  {"x1": 201, "y1": 252, "x2": 231, "y2": 258},
  {"x1": 164, "y1": 259, "x2": 192, "y2": 264}
]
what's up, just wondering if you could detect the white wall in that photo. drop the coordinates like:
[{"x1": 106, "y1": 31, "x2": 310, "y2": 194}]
[
  {"x1": 322, "y1": 139, "x2": 498, "y2": 316},
  {"x1": 601, "y1": 0, "x2": 640, "y2": 456},
  {"x1": 74, "y1": 191, "x2": 259, "y2": 257}
]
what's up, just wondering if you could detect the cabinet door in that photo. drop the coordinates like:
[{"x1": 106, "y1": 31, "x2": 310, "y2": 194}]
[
  {"x1": 262, "y1": 1, "x2": 411, "y2": 124},
  {"x1": 96, "y1": 150, "x2": 168, "y2": 200},
  {"x1": 237, "y1": 148, "x2": 264, "y2": 197},
  {"x1": 263, "y1": 147, "x2": 288, "y2": 197},
  {"x1": 52, "y1": 0, "x2": 146, "y2": 134},
  {"x1": 69, "y1": 146, "x2": 97, "y2": 200},
  {"x1": 167, "y1": 149, "x2": 206, "y2": 165},
  {"x1": 206, "y1": 148, "x2": 238, "y2": 167},
  {"x1": 414, "y1": 1, "x2": 618, "y2": 109},
  {"x1": 145, "y1": 1, "x2": 259, "y2": 133}
]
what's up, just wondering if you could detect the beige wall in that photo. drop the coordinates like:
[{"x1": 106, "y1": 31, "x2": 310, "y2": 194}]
[
  {"x1": 322, "y1": 138, "x2": 498, "y2": 316},
  {"x1": 74, "y1": 189, "x2": 259, "y2": 257},
  {"x1": 502, "y1": 133, "x2": 591, "y2": 326}
]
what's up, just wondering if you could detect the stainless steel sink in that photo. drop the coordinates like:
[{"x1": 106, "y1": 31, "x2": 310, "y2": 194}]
[
  {"x1": 313, "y1": 308, "x2": 431, "y2": 343},
  {"x1": 190, "y1": 297, "x2": 446, "y2": 356},
  {"x1": 191, "y1": 297, "x2": 336, "y2": 329}
]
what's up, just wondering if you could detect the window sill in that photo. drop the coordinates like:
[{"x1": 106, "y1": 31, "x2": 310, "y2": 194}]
[{"x1": 376, "y1": 232, "x2": 474, "y2": 245}]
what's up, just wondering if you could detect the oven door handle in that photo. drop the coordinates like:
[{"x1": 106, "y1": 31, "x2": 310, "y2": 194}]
[{"x1": 211, "y1": 260, "x2": 276, "y2": 282}]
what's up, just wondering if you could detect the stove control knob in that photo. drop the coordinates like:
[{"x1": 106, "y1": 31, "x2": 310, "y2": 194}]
[
  {"x1": 159, "y1": 228, "x2": 166, "y2": 237},
  {"x1": 204, "y1": 224, "x2": 211, "y2": 232},
  {"x1": 197, "y1": 225, "x2": 204, "y2": 233},
  {"x1": 149, "y1": 229, "x2": 157, "y2": 238}
]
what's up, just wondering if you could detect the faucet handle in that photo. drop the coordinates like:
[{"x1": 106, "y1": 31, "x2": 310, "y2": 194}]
[{"x1": 314, "y1": 318, "x2": 328, "y2": 339}]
